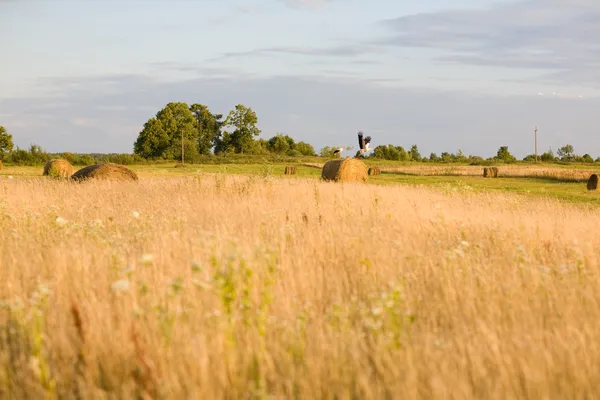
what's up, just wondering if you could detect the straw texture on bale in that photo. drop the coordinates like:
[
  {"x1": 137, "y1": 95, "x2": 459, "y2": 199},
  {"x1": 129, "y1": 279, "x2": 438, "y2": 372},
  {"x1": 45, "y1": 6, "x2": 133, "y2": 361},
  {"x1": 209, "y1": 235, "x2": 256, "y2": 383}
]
[
  {"x1": 368, "y1": 167, "x2": 381, "y2": 176},
  {"x1": 43, "y1": 159, "x2": 75, "y2": 179},
  {"x1": 587, "y1": 174, "x2": 599, "y2": 190},
  {"x1": 71, "y1": 163, "x2": 139, "y2": 182},
  {"x1": 284, "y1": 166, "x2": 297, "y2": 175},
  {"x1": 321, "y1": 158, "x2": 368, "y2": 183},
  {"x1": 483, "y1": 167, "x2": 499, "y2": 178}
]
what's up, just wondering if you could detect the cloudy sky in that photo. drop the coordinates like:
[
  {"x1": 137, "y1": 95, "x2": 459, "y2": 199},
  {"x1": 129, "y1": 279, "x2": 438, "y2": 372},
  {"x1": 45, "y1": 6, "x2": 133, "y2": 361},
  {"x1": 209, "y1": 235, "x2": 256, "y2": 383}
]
[{"x1": 1, "y1": 0, "x2": 599, "y2": 158}]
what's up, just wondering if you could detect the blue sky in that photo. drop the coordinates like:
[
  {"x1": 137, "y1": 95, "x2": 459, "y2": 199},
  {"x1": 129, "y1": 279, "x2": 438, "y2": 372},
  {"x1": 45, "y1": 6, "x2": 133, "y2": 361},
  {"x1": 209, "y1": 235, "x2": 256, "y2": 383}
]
[{"x1": 1, "y1": 0, "x2": 600, "y2": 158}]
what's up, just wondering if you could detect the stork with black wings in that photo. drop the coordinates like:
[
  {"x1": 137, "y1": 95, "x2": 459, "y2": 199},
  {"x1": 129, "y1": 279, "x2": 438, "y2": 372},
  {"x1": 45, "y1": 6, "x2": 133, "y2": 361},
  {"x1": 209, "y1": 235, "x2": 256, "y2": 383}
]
[{"x1": 355, "y1": 131, "x2": 372, "y2": 158}]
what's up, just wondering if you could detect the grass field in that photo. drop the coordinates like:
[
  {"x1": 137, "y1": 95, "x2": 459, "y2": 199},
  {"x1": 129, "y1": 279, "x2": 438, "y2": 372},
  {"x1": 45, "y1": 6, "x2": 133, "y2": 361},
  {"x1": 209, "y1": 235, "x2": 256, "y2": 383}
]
[{"x1": 2, "y1": 162, "x2": 600, "y2": 398}]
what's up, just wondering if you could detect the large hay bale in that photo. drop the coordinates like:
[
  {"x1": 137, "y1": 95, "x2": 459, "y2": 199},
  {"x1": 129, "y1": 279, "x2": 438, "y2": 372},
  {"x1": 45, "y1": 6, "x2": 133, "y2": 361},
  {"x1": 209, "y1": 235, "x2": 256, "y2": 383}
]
[
  {"x1": 587, "y1": 174, "x2": 599, "y2": 190},
  {"x1": 71, "y1": 163, "x2": 139, "y2": 182},
  {"x1": 483, "y1": 167, "x2": 499, "y2": 178},
  {"x1": 43, "y1": 159, "x2": 75, "y2": 179},
  {"x1": 321, "y1": 158, "x2": 368, "y2": 183}
]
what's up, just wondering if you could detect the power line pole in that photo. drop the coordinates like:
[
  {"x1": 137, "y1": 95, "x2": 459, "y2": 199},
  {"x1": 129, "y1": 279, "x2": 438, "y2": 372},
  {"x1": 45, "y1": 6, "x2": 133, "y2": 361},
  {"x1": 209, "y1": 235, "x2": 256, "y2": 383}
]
[{"x1": 534, "y1": 126, "x2": 538, "y2": 163}]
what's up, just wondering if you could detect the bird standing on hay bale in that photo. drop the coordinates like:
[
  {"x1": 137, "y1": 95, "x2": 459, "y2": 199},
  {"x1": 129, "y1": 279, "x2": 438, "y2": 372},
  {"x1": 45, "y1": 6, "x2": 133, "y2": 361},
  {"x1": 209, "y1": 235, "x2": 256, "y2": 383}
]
[
  {"x1": 333, "y1": 147, "x2": 344, "y2": 158},
  {"x1": 355, "y1": 131, "x2": 372, "y2": 158}
]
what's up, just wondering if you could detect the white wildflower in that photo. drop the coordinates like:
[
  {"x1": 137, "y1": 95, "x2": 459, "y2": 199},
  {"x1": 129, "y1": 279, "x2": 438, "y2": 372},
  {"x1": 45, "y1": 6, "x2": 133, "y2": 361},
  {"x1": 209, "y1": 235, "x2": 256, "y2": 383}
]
[
  {"x1": 55, "y1": 217, "x2": 68, "y2": 227},
  {"x1": 131, "y1": 211, "x2": 140, "y2": 219},
  {"x1": 111, "y1": 279, "x2": 130, "y2": 293},
  {"x1": 139, "y1": 253, "x2": 153, "y2": 265}
]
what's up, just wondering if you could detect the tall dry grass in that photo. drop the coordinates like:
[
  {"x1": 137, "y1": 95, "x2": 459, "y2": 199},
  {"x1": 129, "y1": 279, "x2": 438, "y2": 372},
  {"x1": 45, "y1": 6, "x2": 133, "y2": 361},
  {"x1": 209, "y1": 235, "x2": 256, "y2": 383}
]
[
  {"x1": 381, "y1": 164, "x2": 599, "y2": 182},
  {"x1": 1, "y1": 173, "x2": 600, "y2": 398}
]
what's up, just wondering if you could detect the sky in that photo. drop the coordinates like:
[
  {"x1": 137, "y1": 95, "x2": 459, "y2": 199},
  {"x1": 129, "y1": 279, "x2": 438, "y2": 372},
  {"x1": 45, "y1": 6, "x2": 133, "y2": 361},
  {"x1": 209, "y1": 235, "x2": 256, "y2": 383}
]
[{"x1": 1, "y1": 0, "x2": 600, "y2": 158}]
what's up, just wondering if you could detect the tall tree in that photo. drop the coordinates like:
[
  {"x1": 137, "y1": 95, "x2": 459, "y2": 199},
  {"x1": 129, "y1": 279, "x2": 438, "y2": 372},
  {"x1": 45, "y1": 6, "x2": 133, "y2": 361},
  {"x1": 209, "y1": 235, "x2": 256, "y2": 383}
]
[
  {"x1": 0, "y1": 126, "x2": 14, "y2": 158},
  {"x1": 557, "y1": 144, "x2": 575, "y2": 161},
  {"x1": 190, "y1": 104, "x2": 223, "y2": 155},
  {"x1": 219, "y1": 104, "x2": 261, "y2": 154},
  {"x1": 134, "y1": 102, "x2": 199, "y2": 159}
]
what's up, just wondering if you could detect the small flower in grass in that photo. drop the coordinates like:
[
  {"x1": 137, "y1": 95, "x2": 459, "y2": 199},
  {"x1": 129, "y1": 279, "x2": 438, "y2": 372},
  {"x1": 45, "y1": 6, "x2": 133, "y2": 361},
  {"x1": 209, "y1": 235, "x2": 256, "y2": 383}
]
[
  {"x1": 55, "y1": 216, "x2": 68, "y2": 227},
  {"x1": 111, "y1": 279, "x2": 130, "y2": 293},
  {"x1": 139, "y1": 253, "x2": 153, "y2": 265},
  {"x1": 191, "y1": 262, "x2": 203, "y2": 273},
  {"x1": 131, "y1": 211, "x2": 140, "y2": 219},
  {"x1": 7, "y1": 176, "x2": 13, "y2": 180},
  {"x1": 120, "y1": 265, "x2": 134, "y2": 276}
]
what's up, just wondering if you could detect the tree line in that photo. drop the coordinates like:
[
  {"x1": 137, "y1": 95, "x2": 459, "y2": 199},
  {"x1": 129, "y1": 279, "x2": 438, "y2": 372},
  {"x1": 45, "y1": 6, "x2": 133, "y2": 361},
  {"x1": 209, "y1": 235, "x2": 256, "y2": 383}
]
[
  {"x1": 0, "y1": 108, "x2": 598, "y2": 165},
  {"x1": 133, "y1": 102, "x2": 317, "y2": 161}
]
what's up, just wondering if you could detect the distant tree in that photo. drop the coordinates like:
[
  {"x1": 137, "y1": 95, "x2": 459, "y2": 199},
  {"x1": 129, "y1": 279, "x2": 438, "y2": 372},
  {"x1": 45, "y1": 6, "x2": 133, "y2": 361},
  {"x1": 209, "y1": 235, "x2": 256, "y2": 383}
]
[
  {"x1": 0, "y1": 126, "x2": 14, "y2": 159},
  {"x1": 581, "y1": 154, "x2": 594, "y2": 163},
  {"x1": 218, "y1": 104, "x2": 261, "y2": 154},
  {"x1": 557, "y1": 144, "x2": 575, "y2": 161},
  {"x1": 495, "y1": 146, "x2": 516, "y2": 162},
  {"x1": 294, "y1": 141, "x2": 317, "y2": 156},
  {"x1": 249, "y1": 138, "x2": 270, "y2": 155},
  {"x1": 440, "y1": 152, "x2": 452, "y2": 162},
  {"x1": 409, "y1": 144, "x2": 422, "y2": 161},
  {"x1": 540, "y1": 149, "x2": 555, "y2": 162},
  {"x1": 267, "y1": 133, "x2": 293, "y2": 154},
  {"x1": 429, "y1": 152, "x2": 439, "y2": 162},
  {"x1": 134, "y1": 102, "x2": 199, "y2": 159},
  {"x1": 454, "y1": 149, "x2": 467, "y2": 163},
  {"x1": 319, "y1": 146, "x2": 337, "y2": 157},
  {"x1": 189, "y1": 103, "x2": 223, "y2": 155}
]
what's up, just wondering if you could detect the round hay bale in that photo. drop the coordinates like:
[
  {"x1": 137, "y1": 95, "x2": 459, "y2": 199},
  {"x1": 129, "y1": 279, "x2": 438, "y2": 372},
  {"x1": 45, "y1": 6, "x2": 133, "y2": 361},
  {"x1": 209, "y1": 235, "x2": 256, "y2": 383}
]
[
  {"x1": 483, "y1": 167, "x2": 499, "y2": 178},
  {"x1": 71, "y1": 163, "x2": 139, "y2": 182},
  {"x1": 587, "y1": 174, "x2": 599, "y2": 190},
  {"x1": 43, "y1": 159, "x2": 75, "y2": 179},
  {"x1": 368, "y1": 166, "x2": 381, "y2": 176},
  {"x1": 321, "y1": 158, "x2": 368, "y2": 183},
  {"x1": 284, "y1": 166, "x2": 297, "y2": 175}
]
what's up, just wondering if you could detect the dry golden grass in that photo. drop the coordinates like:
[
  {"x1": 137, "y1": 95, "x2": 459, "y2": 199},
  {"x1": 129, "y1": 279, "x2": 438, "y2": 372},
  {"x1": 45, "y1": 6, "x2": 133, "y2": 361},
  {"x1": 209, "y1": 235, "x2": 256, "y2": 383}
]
[
  {"x1": 382, "y1": 164, "x2": 599, "y2": 182},
  {"x1": 2, "y1": 174, "x2": 600, "y2": 398}
]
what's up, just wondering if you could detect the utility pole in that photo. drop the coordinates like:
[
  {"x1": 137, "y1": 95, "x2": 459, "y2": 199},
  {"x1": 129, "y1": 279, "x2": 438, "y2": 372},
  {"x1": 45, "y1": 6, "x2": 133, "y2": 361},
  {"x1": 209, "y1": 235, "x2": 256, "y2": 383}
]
[{"x1": 534, "y1": 126, "x2": 538, "y2": 163}]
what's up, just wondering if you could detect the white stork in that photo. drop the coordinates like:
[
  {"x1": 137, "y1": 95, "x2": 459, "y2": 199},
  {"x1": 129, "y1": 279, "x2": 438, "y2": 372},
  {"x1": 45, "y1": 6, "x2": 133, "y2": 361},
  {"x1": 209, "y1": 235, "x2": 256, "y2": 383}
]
[
  {"x1": 333, "y1": 147, "x2": 344, "y2": 157},
  {"x1": 355, "y1": 131, "x2": 372, "y2": 158}
]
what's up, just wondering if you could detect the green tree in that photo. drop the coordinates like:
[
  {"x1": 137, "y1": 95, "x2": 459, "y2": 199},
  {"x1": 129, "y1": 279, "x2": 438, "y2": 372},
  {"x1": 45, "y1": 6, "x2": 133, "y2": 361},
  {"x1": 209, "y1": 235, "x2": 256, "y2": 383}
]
[
  {"x1": 267, "y1": 133, "x2": 292, "y2": 154},
  {"x1": 582, "y1": 153, "x2": 594, "y2": 163},
  {"x1": 541, "y1": 149, "x2": 555, "y2": 162},
  {"x1": 134, "y1": 102, "x2": 199, "y2": 159},
  {"x1": 190, "y1": 104, "x2": 223, "y2": 155},
  {"x1": 495, "y1": 146, "x2": 516, "y2": 162},
  {"x1": 409, "y1": 144, "x2": 422, "y2": 161},
  {"x1": 429, "y1": 152, "x2": 439, "y2": 162},
  {"x1": 218, "y1": 104, "x2": 261, "y2": 154},
  {"x1": 557, "y1": 144, "x2": 575, "y2": 161},
  {"x1": 0, "y1": 126, "x2": 14, "y2": 159},
  {"x1": 294, "y1": 141, "x2": 317, "y2": 156}
]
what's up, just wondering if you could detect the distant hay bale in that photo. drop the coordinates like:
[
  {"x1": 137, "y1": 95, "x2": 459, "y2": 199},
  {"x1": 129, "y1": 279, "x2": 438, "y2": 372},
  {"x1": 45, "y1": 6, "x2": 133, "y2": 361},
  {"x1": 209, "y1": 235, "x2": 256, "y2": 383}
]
[
  {"x1": 368, "y1": 167, "x2": 381, "y2": 176},
  {"x1": 321, "y1": 158, "x2": 368, "y2": 183},
  {"x1": 71, "y1": 163, "x2": 139, "y2": 182},
  {"x1": 0, "y1": 160, "x2": 3, "y2": 170},
  {"x1": 43, "y1": 159, "x2": 74, "y2": 179},
  {"x1": 483, "y1": 167, "x2": 499, "y2": 178},
  {"x1": 284, "y1": 166, "x2": 297, "y2": 175},
  {"x1": 587, "y1": 174, "x2": 599, "y2": 190}
]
